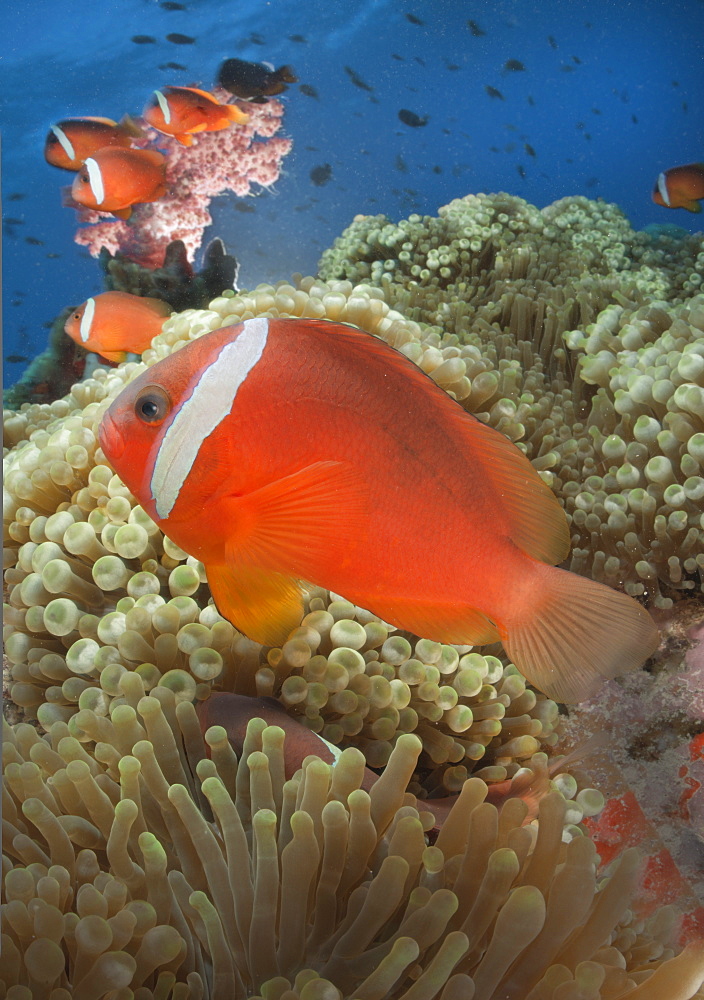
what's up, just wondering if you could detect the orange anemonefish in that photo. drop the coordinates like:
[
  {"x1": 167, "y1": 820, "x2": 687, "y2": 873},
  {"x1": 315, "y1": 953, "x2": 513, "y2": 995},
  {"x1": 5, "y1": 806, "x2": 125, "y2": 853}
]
[
  {"x1": 99, "y1": 318, "x2": 659, "y2": 704},
  {"x1": 652, "y1": 163, "x2": 704, "y2": 213},
  {"x1": 64, "y1": 291, "x2": 171, "y2": 363},
  {"x1": 70, "y1": 147, "x2": 168, "y2": 219},
  {"x1": 142, "y1": 85, "x2": 249, "y2": 145},
  {"x1": 44, "y1": 115, "x2": 143, "y2": 171}
]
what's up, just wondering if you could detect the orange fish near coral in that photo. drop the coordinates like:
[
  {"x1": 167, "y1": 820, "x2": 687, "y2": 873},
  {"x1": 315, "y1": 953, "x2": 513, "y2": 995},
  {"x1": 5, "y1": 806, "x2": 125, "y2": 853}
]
[
  {"x1": 71, "y1": 147, "x2": 168, "y2": 219},
  {"x1": 652, "y1": 163, "x2": 704, "y2": 213},
  {"x1": 142, "y1": 85, "x2": 249, "y2": 145},
  {"x1": 64, "y1": 291, "x2": 171, "y2": 362},
  {"x1": 44, "y1": 115, "x2": 143, "y2": 171},
  {"x1": 99, "y1": 318, "x2": 659, "y2": 703}
]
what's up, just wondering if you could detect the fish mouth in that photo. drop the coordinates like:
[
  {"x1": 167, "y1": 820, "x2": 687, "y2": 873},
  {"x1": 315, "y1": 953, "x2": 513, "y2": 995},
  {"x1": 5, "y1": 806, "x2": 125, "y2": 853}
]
[{"x1": 99, "y1": 409, "x2": 124, "y2": 461}]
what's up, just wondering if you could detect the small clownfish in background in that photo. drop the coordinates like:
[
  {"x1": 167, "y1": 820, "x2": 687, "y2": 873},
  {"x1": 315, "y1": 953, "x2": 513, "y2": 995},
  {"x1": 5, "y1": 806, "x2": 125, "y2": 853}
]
[
  {"x1": 65, "y1": 291, "x2": 171, "y2": 362},
  {"x1": 652, "y1": 163, "x2": 704, "y2": 213},
  {"x1": 71, "y1": 147, "x2": 168, "y2": 219},
  {"x1": 44, "y1": 115, "x2": 143, "y2": 171},
  {"x1": 216, "y1": 58, "x2": 298, "y2": 101},
  {"x1": 99, "y1": 318, "x2": 659, "y2": 705},
  {"x1": 142, "y1": 86, "x2": 249, "y2": 145}
]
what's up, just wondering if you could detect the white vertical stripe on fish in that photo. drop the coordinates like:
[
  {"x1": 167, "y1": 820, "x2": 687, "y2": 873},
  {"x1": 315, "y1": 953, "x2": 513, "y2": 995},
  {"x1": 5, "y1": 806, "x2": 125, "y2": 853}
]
[
  {"x1": 151, "y1": 317, "x2": 269, "y2": 518},
  {"x1": 51, "y1": 125, "x2": 75, "y2": 162},
  {"x1": 80, "y1": 299, "x2": 96, "y2": 343},
  {"x1": 657, "y1": 172, "x2": 670, "y2": 207},
  {"x1": 154, "y1": 90, "x2": 171, "y2": 124},
  {"x1": 85, "y1": 158, "x2": 105, "y2": 205}
]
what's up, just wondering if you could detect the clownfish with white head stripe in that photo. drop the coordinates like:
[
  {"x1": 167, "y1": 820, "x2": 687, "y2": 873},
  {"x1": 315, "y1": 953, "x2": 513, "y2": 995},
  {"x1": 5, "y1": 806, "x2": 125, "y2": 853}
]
[
  {"x1": 64, "y1": 291, "x2": 171, "y2": 363},
  {"x1": 142, "y1": 85, "x2": 249, "y2": 146},
  {"x1": 44, "y1": 115, "x2": 143, "y2": 171},
  {"x1": 652, "y1": 163, "x2": 704, "y2": 213},
  {"x1": 99, "y1": 317, "x2": 659, "y2": 704},
  {"x1": 71, "y1": 147, "x2": 167, "y2": 219}
]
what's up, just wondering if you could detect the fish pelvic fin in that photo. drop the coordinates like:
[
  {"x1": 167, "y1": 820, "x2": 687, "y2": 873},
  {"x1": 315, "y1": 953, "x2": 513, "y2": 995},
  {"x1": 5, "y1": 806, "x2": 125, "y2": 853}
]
[
  {"x1": 500, "y1": 562, "x2": 659, "y2": 704},
  {"x1": 111, "y1": 207, "x2": 132, "y2": 220},
  {"x1": 206, "y1": 561, "x2": 304, "y2": 647},
  {"x1": 683, "y1": 200, "x2": 702, "y2": 213},
  {"x1": 175, "y1": 133, "x2": 195, "y2": 146}
]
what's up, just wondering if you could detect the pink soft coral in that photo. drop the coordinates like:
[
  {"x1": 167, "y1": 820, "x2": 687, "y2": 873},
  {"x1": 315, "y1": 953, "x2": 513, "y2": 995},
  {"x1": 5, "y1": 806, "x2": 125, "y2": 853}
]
[{"x1": 73, "y1": 96, "x2": 292, "y2": 269}]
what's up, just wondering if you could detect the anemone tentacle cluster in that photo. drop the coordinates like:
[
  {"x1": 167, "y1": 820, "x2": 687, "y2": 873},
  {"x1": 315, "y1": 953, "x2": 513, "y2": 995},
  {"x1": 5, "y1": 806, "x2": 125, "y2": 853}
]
[{"x1": 4, "y1": 705, "x2": 704, "y2": 999}]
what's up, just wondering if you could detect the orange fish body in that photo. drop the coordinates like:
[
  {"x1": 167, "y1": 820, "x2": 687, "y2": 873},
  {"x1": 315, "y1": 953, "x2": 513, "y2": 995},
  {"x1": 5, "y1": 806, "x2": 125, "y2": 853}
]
[
  {"x1": 99, "y1": 318, "x2": 658, "y2": 703},
  {"x1": 70, "y1": 147, "x2": 168, "y2": 219},
  {"x1": 44, "y1": 115, "x2": 141, "y2": 171},
  {"x1": 652, "y1": 163, "x2": 704, "y2": 212},
  {"x1": 142, "y1": 86, "x2": 249, "y2": 145},
  {"x1": 64, "y1": 291, "x2": 171, "y2": 362}
]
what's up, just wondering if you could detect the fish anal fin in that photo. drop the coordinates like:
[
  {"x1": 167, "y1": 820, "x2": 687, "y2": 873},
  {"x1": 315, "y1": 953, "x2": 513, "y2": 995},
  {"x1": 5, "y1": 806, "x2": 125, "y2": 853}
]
[
  {"x1": 225, "y1": 461, "x2": 369, "y2": 584},
  {"x1": 206, "y1": 562, "x2": 304, "y2": 647},
  {"x1": 354, "y1": 595, "x2": 500, "y2": 646}
]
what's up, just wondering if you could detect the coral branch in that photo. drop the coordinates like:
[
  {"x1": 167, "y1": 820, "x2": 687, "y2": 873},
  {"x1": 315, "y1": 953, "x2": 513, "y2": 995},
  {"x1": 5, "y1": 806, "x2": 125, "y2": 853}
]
[{"x1": 73, "y1": 96, "x2": 291, "y2": 268}]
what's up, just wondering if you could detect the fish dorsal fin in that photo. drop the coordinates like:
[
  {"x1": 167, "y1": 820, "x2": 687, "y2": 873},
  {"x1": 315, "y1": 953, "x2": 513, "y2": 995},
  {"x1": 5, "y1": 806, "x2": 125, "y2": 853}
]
[
  {"x1": 183, "y1": 86, "x2": 220, "y2": 103},
  {"x1": 445, "y1": 404, "x2": 570, "y2": 565},
  {"x1": 223, "y1": 460, "x2": 370, "y2": 583},
  {"x1": 139, "y1": 150, "x2": 167, "y2": 167},
  {"x1": 290, "y1": 321, "x2": 570, "y2": 566}
]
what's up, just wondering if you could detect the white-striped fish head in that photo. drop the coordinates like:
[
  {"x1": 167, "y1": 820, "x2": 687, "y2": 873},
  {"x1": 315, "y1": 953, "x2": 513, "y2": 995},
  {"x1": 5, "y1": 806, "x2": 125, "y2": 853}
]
[
  {"x1": 71, "y1": 156, "x2": 105, "y2": 207},
  {"x1": 64, "y1": 298, "x2": 96, "y2": 347},
  {"x1": 99, "y1": 317, "x2": 272, "y2": 531}
]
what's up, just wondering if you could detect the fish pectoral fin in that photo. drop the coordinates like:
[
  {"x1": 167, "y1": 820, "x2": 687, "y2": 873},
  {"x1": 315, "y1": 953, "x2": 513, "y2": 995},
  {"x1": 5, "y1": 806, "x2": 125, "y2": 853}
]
[
  {"x1": 225, "y1": 460, "x2": 369, "y2": 583},
  {"x1": 357, "y1": 595, "x2": 500, "y2": 646},
  {"x1": 206, "y1": 561, "x2": 304, "y2": 647}
]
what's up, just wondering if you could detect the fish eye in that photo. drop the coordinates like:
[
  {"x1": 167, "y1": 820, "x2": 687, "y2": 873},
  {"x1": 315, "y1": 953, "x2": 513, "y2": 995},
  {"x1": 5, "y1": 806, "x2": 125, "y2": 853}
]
[{"x1": 135, "y1": 385, "x2": 171, "y2": 425}]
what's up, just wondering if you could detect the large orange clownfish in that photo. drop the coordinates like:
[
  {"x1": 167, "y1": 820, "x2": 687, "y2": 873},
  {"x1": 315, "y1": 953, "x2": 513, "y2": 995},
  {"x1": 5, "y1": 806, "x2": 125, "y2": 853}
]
[
  {"x1": 71, "y1": 147, "x2": 168, "y2": 219},
  {"x1": 652, "y1": 163, "x2": 704, "y2": 213},
  {"x1": 64, "y1": 291, "x2": 171, "y2": 362},
  {"x1": 142, "y1": 86, "x2": 249, "y2": 145},
  {"x1": 99, "y1": 318, "x2": 659, "y2": 704}
]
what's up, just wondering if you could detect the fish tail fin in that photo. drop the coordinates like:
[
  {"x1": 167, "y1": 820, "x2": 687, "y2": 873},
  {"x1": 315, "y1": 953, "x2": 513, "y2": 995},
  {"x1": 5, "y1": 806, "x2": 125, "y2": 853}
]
[
  {"x1": 501, "y1": 563, "x2": 659, "y2": 704},
  {"x1": 119, "y1": 113, "x2": 146, "y2": 138},
  {"x1": 225, "y1": 104, "x2": 250, "y2": 124}
]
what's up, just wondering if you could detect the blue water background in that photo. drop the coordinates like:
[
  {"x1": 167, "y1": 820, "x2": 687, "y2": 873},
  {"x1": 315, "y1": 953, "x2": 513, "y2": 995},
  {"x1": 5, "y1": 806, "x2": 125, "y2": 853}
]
[{"x1": 2, "y1": 0, "x2": 703, "y2": 387}]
